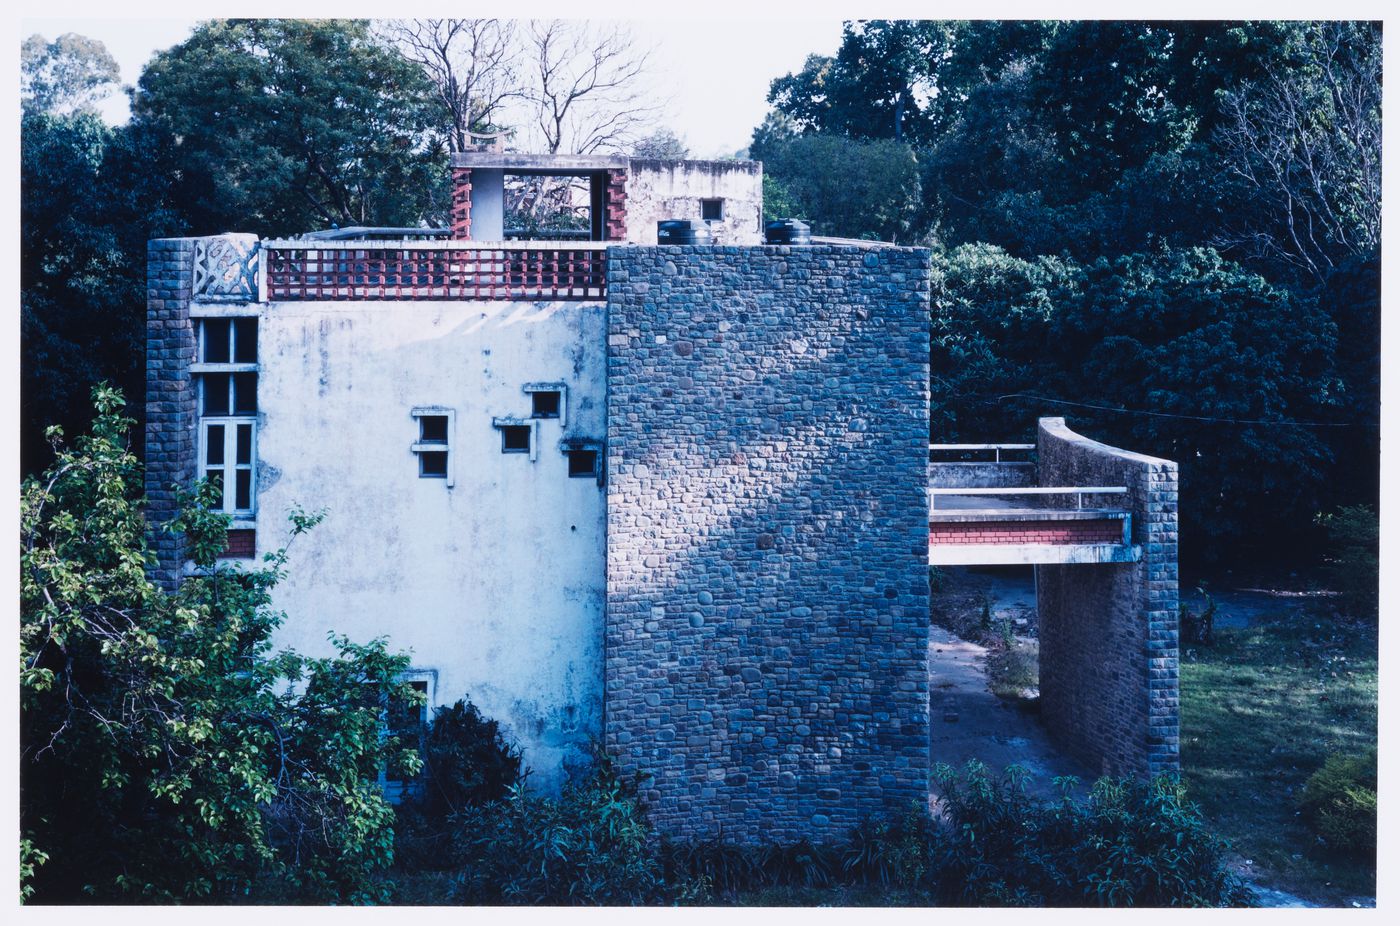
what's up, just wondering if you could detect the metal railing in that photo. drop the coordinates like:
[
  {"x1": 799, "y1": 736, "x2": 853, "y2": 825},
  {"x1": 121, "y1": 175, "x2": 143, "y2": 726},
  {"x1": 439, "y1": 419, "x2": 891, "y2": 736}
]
[
  {"x1": 929, "y1": 443, "x2": 1035, "y2": 463},
  {"x1": 261, "y1": 240, "x2": 608, "y2": 302},
  {"x1": 929, "y1": 485, "x2": 1128, "y2": 511}
]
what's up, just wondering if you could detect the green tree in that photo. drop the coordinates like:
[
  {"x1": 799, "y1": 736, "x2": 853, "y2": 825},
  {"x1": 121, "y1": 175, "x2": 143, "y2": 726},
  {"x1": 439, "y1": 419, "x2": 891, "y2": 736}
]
[
  {"x1": 21, "y1": 387, "x2": 423, "y2": 902},
  {"x1": 20, "y1": 110, "x2": 186, "y2": 477},
  {"x1": 632, "y1": 127, "x2": 689, "y2": 159},
  {"x1": 21, "y1": 32, "x2": 121, "y2": 116},
  {"x1": 932, "y1": 245, "x2": 1339, "y2": 566},
  {"x1": 751, "y1": 133, "x2": 922, "y2": 242},
  {"x1": 1213, "y1": 21, "x2": 1381, "y2": 283},
  {"x1": 130, "y1": 19, "x2": 449, "y2": 236}
]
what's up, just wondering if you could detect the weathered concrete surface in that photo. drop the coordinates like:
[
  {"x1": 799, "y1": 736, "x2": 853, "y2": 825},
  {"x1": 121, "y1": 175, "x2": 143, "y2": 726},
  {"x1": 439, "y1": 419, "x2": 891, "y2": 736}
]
[
  {"x1": 451, "y1": 152, "x2": 628, "y2": 171},
  {"x1": 928, "y1": 461, "x2": 1035, "y2": 490},
  {"x1": 625, "y1": 159, "x2": 763, "y2": 245},
  {"x1": 256, "y1": 298, "x2": 608, "y2": 791},
  {"x1": 1035, "y1": 417, "x2": 1179, "y2": 778},
  {"x1": 605, "y1": 244, "x2": 931, "y2": 843}
]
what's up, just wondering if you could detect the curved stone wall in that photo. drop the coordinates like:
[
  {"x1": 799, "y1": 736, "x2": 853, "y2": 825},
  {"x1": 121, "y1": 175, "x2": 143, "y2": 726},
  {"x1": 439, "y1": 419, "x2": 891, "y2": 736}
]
[{"x1": 1035, "y1": 417, "x2": 1180, "y2": 778}]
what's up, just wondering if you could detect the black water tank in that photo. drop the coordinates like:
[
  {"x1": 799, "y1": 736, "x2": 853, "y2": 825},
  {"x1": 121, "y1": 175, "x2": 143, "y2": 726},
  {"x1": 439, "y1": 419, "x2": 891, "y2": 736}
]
[
  {"x1": 765, "y1": 219, "x2": 812, "y2": 245},
  {"x1": 657, "y1": 219, "x2": 712, "y2": 245}
]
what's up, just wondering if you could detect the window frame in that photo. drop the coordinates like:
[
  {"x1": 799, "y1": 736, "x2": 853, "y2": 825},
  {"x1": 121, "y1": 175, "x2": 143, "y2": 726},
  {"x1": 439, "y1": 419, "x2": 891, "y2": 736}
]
[
  {"x1": 192, "y1": 313, "x2": 261, "y2": 524},
  {"x1": 701, "y1": 198, "x2": 725, "y2": 222},
  {"x1": 492, "y1": 416, "x2": 539, "y2": 461},
  {"x1": 560, "y1": 438, "x2": 605, "y2": 485},
  {"x1": 379, "y1": 669, "x2": 436, "y2": 804},
  {"x1": 198, "y1": 416, "x2": 258, "y2": 516},
  {"x1": 522, "y1": 382, "x2": 568, "y2": 427},
  {"x1": 411, "y1": 407, "x2": 456, "y2": 486}
]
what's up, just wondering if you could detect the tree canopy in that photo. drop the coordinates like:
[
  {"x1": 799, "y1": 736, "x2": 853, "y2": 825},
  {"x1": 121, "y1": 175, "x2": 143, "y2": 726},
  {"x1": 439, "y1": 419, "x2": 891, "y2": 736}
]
[
  {"x1": 757, "y1": 19, "x2": 1380, "y2": 562},
  {"x1": 21, "y1": 32, "x2": 121, "y2": 116},
  {"x1": 130, "y1": 19, "x2": 449, "y2": 236},
  {"x1": 21, "y1": 388, "x2": 423, "y2": 902}
]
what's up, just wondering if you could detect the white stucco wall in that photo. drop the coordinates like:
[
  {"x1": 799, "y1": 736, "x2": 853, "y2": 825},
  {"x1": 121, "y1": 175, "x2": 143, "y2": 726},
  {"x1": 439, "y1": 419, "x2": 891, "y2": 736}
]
[
  {"x1": 253, "y1": 299, "x2": 607, "y2": 791},
  {"x1": 625, "y1": 159, "x2": 764, "y2": 245}
]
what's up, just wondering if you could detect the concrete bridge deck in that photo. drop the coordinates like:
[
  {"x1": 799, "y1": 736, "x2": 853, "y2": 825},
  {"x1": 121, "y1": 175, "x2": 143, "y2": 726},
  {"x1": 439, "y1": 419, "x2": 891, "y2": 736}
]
[{"x1": 929, "y1": 487, "x2": 1139, "y2": 566}]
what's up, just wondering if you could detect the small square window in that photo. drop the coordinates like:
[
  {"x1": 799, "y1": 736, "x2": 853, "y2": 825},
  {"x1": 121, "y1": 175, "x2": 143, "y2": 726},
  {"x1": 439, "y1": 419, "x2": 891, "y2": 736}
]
[
  {"x1": 531, "y1": 390, "x2": 561, "y2": 419},
  {"x1": 419, "y1": 415, "x2": 448, "y2": 443},
  {"x1": 411, "y1": 407, "x2": 454, "y2": 485},
  {"x1": 566, "y1": 449, "x2": 599, "y2": 478},
  {"x1": 701, "y1": 198, "x2": 724, "y2": 221},
  {"x1": 419, "y1": 451, "x2": 448, "y2": 478},
  {"x1": 501, "y1": 425, "x2": 532, "y2": 453}
]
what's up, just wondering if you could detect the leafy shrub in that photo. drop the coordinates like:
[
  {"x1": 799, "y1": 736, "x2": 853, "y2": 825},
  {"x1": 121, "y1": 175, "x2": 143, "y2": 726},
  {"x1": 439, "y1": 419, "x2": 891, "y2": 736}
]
[
  {"x1": 930, "y1": 761, "x2": 1252, "y2": 907},
  {"x1": 987, "y1": 639, "x2": 1039, "y2": 700},
  {"x1": 1297, "y1": 748, "x2": 1377, "y2": 859},
  {"x1": 840, "y1": 809, "x2": 934, "y2": 889},
  {"x1": 20, "y1": 388, "x2": 423, "y2": 903},
  {"x1": 449, "y1": 749, "x2": 665, "y2": 905},
  {"x1": 420, "y1": 699, "x2": 523, "y2": 814},
  {"x1": 1316, "y1": 506, "x2": 1379, "y2": 617},
  {"x1": 393, "y1": 698, "x2": 523, "y2": 870}
]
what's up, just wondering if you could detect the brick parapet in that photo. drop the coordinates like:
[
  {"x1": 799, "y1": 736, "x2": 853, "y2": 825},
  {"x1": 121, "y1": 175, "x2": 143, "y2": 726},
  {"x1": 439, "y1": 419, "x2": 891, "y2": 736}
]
[
  {"x1": 604, "y1": 169, "x2": 627, "y2": 241},
  {"x1": 605, "y1": 244, "x2": 932, "y2": 843},
  {"x1": 145, "y1": 238, "x2": 198, "y2": 590},
  {"x1": 1034, "y1": 418, "x2": 1179, "y2": 778}
]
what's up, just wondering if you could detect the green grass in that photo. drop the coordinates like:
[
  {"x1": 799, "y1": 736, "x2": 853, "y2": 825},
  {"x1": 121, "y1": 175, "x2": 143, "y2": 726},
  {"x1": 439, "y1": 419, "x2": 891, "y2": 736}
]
[
  {"x1": 1181, "y1": 608, "x2": 1377, "y2": 905},
  {"x1": 986, "y1": 638, "x2": 1040, "y2": 700}
]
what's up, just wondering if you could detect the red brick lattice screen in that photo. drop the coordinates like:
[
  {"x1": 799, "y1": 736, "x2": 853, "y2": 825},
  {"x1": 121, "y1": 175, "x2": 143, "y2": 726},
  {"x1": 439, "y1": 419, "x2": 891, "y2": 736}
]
[
  {"x1": 930, "y1": 519, "x2": 1124, "y2": 545},
  {"x1": 264, "y1": 246, "x2": 607, "y2": 301}
]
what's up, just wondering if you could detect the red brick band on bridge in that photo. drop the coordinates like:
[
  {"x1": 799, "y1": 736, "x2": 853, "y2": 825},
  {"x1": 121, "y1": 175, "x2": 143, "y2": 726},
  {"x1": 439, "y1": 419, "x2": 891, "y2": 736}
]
[{"x1": 929, "y1": 518, "x2": 1123, "y2": 545}]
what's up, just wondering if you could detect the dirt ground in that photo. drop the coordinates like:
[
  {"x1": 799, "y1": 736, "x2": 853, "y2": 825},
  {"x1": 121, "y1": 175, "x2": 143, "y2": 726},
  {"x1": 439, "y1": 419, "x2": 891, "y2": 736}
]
[{"x1": 928, "y1": 565, "x2": 1347, "y2": 908}]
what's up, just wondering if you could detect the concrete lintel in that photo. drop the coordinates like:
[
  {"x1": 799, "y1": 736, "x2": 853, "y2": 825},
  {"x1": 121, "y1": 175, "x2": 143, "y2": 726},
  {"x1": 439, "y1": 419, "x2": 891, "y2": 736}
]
[
  {"x1": 451, "y1": 152, "x2": 628, "y2": 172},
  {"x1": 930, "y1": 542, "x2": 1141, "y2": 566},
  {"x1": 929, "y1": 508, "x2": 1129, "y2": 523}
]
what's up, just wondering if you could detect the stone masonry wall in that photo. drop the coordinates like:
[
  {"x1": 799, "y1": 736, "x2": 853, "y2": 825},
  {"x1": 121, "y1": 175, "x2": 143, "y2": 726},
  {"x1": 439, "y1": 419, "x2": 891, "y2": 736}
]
[
  {"x1": 605, "y1": 244, "x2": 932, "y2": 843},
  {"x1": 145, "y1": 238, "x2": 198, "y2": 589},
  {"x1": 1035, "y1": 417, "x2": 1180, "y2": 778}
]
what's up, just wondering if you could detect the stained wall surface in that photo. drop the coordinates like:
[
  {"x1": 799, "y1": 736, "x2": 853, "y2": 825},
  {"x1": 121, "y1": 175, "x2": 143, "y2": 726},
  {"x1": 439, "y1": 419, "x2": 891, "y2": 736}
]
[
  {"x1": 254, "y1": 298, "x2": 609, "y2": 791},
  {"x1": 624, "y1": 160, "x2": 764, "y2": 245},
  {"x1": 1035, "y1": 417, "x2": 1180, "y2": 778},
  {"x1": 605, "y1": 244, "x2": 932, "y2": 842}
]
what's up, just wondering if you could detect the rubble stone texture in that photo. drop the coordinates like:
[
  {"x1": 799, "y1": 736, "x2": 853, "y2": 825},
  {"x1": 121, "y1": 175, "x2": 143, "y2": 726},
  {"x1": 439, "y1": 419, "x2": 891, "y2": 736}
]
[
  {"x1": 604, "y1": 245, "x2": 933, "y2": 842},
  {"x1": 1035, "y1": 416, "x2": 1181, "y2": 778},
  {"x1": 144, "y1": 238, "x2": 199, "y2": 590}
]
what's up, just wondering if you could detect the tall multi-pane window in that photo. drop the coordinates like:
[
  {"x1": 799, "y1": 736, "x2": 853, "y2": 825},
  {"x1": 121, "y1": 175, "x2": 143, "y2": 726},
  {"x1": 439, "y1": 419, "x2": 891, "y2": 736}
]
[
  {"x1": 199, "y1": 420, "x2": 256, "y2": 513},
  {"x1": 194, "y1": 316, "x2": 258, "y2": 517}
]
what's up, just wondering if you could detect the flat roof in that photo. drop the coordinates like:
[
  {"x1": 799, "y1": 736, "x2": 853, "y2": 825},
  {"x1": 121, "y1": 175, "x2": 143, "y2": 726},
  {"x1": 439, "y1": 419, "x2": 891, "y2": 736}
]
[
  {"x1": 450, "y1": 152, "x2": 628, "y2": 172},
  {"x1": 449, "y1": 153, "x2": 762, "y2": 174}
]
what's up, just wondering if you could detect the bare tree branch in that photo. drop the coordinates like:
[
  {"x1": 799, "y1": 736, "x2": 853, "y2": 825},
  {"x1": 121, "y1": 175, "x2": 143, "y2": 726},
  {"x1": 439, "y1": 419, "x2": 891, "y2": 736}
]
[
  {"x1": 381, "y1": 19, "x2": 522, "y2": 153},
  {"x1": 1212, "y1": 22, "x2": 1380, "y2": 282},
  {"x1": 520, "y1": 20, "x2": 661, "y2": 155}
]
